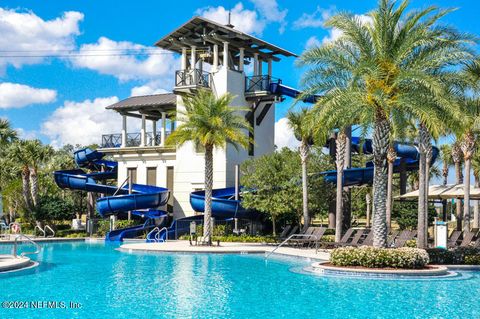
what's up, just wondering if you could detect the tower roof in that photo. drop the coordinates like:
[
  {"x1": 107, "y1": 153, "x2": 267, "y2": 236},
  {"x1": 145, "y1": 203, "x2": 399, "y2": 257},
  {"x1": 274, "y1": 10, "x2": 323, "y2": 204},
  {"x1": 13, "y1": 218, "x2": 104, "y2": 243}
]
[{"x1": 155, "y1": 16, "x2": 297, "y2": 62}]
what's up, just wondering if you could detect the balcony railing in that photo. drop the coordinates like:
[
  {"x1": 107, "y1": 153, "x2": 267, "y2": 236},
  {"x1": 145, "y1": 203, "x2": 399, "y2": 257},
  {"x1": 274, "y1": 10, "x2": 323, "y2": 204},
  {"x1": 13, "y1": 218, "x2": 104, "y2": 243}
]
[
  {"x1": 175, "y1": 69, "x2": 211, "y2": 88},
  {"x1": 101, "y1": 132, "x2": 170, "y2": 148},
  {"x1": 245, "y1": 75, "x2": 280, "y2": 93}
]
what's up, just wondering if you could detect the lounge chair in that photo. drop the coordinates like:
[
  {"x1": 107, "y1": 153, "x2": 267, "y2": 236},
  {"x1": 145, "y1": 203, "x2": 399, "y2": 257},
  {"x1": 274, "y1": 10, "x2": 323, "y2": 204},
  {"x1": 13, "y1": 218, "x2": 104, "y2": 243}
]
[
  {"x1": 276, "y1": 225, "x2": 298, "y2": 243},
  {"x1": 319, "y1": 228, "x2": 355, "y2": 248},
  {"x1": 458, "y1": 231, "x2": 477, "y2": 247},
  {"x1": 386, "y1": 230, "x2": 400, "y2": 247},
  {"x1": 336, "y1": 229, "x2": 369, "y2": 247},
  {"x1": 447, "y1": 230, "x2": 463, "y2": 248},
  {"x1": 276, "y1": 225, "x2": 292, "y2": 241},
  {"x1": 393, "y1": 230, "x2": 416, "y2": 248},
  {"x1": 359, "y1": 230, "x2": 374, "y2": 246},
  {"x1": 288, "y1": 227, "x2": 327, "y2": 248},
  {"x1": 286, "y1": 227, "x2": 315, "y2": 247}
]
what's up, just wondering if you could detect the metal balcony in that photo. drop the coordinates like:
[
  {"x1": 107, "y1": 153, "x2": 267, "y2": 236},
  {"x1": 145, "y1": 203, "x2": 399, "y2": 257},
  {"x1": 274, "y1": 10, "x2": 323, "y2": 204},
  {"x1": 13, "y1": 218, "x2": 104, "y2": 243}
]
[
  {"x1": 101, "y1": 132, "x2": 169, "y2": 148},
  {"x1": 175, "y1": 69, "x2": 211, "y2": 90}
]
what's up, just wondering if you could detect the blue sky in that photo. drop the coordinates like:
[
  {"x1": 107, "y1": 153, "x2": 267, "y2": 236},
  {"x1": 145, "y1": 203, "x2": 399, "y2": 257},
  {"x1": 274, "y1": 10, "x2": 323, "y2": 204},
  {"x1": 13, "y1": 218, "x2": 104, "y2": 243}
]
[{"x1": 0, "y1": 0, "x2": 479, "y2": 151}]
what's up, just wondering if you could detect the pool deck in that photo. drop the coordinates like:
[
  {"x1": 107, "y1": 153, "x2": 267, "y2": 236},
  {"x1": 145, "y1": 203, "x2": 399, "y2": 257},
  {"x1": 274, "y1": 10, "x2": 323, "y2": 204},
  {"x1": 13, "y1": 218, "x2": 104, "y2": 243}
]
[
  {"x1": 0, "y1": 236, "x2": 86, "y2": 244},
  {"x1": 119, "y1": 240, "x2": 330, "y2": 261}
]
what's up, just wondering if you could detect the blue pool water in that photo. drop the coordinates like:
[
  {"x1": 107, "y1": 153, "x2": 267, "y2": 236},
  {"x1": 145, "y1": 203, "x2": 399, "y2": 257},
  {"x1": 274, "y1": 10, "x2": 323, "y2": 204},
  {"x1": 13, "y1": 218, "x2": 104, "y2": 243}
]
[{"x1": 1, "y1": 241, "x2": 480, "y2": 319}]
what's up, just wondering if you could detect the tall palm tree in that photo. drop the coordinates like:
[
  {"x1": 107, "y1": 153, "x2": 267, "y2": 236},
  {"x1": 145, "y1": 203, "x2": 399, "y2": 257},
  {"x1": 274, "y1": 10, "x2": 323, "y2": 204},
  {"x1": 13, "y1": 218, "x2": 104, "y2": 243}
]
[
  {"x1": 417, "y1": 124, "x2": 432, "y2": 248},
  {"x1": 23, "y1": 140, "x2": 54, "y2": 207},
  {"x1": 8, "y1": 140, "x2": 33, "y2": 213},
  {"x1": 286, "y1": 108, "x2": 315, "y2": 229},
  {"x1": 166, "y1": 90, "x2": 250, "y2": 245},
  {"x1": 298, "y1": 0, "x2": 472, "y2": 247}
]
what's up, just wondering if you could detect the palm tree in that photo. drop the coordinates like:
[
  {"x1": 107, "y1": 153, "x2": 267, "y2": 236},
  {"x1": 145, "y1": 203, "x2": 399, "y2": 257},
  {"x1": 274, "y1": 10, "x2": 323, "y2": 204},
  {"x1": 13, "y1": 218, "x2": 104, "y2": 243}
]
[
  {"x1": 417, "y1": 124, "x2": 431, "y2": 248},
  {"x1": 0, "y1": 119, "x2": 17, "y2": 146},
  {"x1": 286, "y1": 108, "x2": 315, "y2": 229},
  {"x1": 298, "y1": 0, "x2": 472, "y2": 247},
  {"x1": 23, "y1": 140, "x2": 54, "y2": 207},
  {"x1": 8, "y1": 140, "x2": 33, "y2": 213},
  {"x1": 166, "y1": 90, "x2": 250, "y2": 245}
]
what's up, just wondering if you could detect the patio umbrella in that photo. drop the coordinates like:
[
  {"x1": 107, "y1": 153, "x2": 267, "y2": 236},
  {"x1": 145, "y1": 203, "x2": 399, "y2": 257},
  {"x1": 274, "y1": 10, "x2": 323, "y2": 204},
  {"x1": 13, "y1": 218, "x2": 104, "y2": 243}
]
[{"x1": 395, "y1": 184, "x2": 457, "y2": 200}]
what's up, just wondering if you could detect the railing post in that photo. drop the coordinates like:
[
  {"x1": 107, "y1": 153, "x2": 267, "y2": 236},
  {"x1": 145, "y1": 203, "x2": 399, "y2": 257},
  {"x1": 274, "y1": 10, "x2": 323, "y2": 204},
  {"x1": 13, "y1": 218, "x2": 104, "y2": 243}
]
[
  {"x1": 161, "y1": 112, "x2": 166, "y2": 147},
  {"x1": 140, "y1": 114, "x2": 146, "y2": 147},
  {"x1": 121, "y1": 115, "x2": 127, "y2": 148},
  {"x1": 152, "y1": 120, "x2": 157, "y2": 146}
]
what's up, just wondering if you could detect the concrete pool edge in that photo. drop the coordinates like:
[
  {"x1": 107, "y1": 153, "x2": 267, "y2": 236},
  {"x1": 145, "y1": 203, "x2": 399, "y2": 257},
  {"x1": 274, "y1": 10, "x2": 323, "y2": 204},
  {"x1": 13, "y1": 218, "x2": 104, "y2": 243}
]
[
  {"x1": 118, "y1": 240, "x2": 330, "y2": 261},
  {"x1": 310, "y1": 261, "x2": 449, "y2": 277}
]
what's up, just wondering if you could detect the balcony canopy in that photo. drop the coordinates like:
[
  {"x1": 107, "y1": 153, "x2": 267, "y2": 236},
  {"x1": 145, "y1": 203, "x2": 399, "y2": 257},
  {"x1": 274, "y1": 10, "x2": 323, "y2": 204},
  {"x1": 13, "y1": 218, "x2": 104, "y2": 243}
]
[
  {"x1": 155, "y1": 16, "x2": 297, "y2": 62},
  {"x1": 106, "y1": 93, "x2": 176, "y2": 121}
]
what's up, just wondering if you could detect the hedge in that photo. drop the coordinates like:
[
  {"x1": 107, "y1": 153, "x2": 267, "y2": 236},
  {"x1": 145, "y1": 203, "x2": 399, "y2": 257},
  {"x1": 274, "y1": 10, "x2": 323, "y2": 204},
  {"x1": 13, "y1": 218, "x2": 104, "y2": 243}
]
[
  {"x1": 427, "y1": 247, "x2": 480, "y2": 265},
  {"x1": 330, "y1": 246, "x2": 429, "y2": 269}
]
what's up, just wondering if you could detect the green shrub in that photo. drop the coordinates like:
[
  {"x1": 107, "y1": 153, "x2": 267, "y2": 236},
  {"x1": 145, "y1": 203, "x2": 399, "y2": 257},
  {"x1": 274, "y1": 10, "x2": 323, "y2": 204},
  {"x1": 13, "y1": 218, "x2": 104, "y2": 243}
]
[
  {"x1": 95, "y1": 219, "x2": 138, "y2": 236},
  {"x1": 405, "y1": 239, "x2": 417, "y2": 248},
  {"x1": 427, "y1": 247, "x2": 480, "y2": 265},
  {"x1": 179, "y1": 234, "x2": 275, "y2": 243},
  {"x1": 330, "y1": 246, "x2": 429, "y2": 269},
  {"x1": 321, "y1": 235, "x2": 335, "y2": 243}
]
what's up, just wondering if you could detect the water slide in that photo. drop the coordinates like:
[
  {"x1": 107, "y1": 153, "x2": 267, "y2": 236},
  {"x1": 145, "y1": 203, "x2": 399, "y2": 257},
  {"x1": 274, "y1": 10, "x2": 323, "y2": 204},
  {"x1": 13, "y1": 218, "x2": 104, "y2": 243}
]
[
  {"x1": 54, "y1": 148, "x2": 169, "y2": 241},
  {"x1": 189, "y1": 81, "x2": 438, "y2": 213}
]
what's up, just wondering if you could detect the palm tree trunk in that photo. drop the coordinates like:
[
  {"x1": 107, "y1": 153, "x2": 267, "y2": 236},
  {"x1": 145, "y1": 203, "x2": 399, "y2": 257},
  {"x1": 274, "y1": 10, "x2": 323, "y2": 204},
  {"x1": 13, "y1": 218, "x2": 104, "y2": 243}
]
[
  {"x1": 203, "y1": 144, "x2": 213, "y2": 245},
  {"x1": 372, "y1": 115, "x2": 390, "y2": 248},
  {"x1": 461, "y1": 132, "x2": 475, "y2": 232},
  {"x1": 386, "y1": 147, "x2": 396, "y2": 231},
  {"x1": 417, "y1": 151, "x2": 427, "y2": 248},
  {"x1": 29, "y1": 167, "x2": 38, "y2": 208},
  {"x1": 300, "y1": 141, "x2": 310, "y2": 228},
  {"x1": 21, "y1": 166, "x2": 32, "y2": 213},
  {"x1": 452, "y1": 142, "x2": 463, "y2": 230},
  {"x1": 474, "y1": 176, "x2": 479, "y2": 229},
  {"x1": 417, "y1": 124, "x2": 430, "y2": 249},
  {"x1": 335, "y1": 132, "x2": 346, "y2": 242},
  {"x1": 366, "y1": 192, "x2": 371, "y2": 228},
  {"x1": 424, "y1": 140, "x2": 432, "y2": 244},
  {"x1": 464, "y1": 158, "x2": 471, "y2": 231}
]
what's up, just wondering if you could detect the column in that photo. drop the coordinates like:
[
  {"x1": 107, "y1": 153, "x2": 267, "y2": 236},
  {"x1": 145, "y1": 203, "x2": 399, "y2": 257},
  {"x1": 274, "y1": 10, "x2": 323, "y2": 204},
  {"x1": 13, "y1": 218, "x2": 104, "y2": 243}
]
[
  {"x1": 239, "y1": 48, "x2": 244, "y2": 72},
  {"x1": 140, "y1": 114, "x2": 146, "y2": 147},
  {"x1": 253, "y1": 53, "x2": 259, "y2": 76},
  {"x1": 212, "y1": 44, "x2": 219, "y2": 72},
  {"x1": 152, "y1": 120, "x2": 157, "y2": 146},
  {"x1": 161, "y1": 112, "x2": 166, "y2": 147},
  {"x1": 121, "y1": 115, "x2": 127, "y2": 147},
  {"x1": 191, "y1": 46, "x2": 197, "y2": 84},
  {"x1": 181, "y1": 47, "x2": 187, "y2": 70},
  {"x1": 258, "y1": 59, "x2": 263, "y2": 76},
  {"x1": 223, "y1": 41, "x2": 229, "y2": 69},
  {"x1": 267, "y1": 59, "x2": 272, "y2": 77}
]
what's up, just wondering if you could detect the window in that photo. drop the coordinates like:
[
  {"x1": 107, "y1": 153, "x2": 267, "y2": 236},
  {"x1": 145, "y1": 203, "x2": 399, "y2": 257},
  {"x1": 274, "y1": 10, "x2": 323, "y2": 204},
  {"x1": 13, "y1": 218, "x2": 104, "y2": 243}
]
[
  {"x1": 127, "y1": 168, "x2": 137, "y2": 184},
  {"x1": 147, "y1": 167, "x2": 157, "y2": 186}
]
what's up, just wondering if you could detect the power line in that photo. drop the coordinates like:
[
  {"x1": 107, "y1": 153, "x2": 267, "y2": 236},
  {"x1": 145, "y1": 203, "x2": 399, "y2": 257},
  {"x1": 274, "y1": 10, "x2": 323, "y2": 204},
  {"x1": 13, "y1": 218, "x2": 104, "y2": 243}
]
[{"x1": 0, "y1": 52, "x2": 176, "y2": 58}]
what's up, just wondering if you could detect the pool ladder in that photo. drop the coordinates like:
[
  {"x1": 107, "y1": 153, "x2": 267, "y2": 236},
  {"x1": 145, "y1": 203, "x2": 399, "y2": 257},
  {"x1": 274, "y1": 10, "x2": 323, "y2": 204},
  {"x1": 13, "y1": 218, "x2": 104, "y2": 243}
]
[
  {"x1": 265, "y1": 234, "x2": 319, "y2": 260},
  {"x1": 34, "y1": 225, "x2": 55, "y2": 238},
  {"x1": 13, "y1": 234, "x2": 41, "y2": 257},
  {"x1": 147, "y1": 227, "x2": 168, "y2": 243}
]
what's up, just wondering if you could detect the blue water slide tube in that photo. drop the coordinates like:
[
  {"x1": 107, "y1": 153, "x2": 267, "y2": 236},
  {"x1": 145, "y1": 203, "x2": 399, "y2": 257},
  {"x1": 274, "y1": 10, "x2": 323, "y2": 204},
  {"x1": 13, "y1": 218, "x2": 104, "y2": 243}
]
[
  {"x1": 54, "y1": 147, "x2": 170, "y2": 241},
  {"x1": 189, "y1": 187, "x2": 254, "y2": 219}
]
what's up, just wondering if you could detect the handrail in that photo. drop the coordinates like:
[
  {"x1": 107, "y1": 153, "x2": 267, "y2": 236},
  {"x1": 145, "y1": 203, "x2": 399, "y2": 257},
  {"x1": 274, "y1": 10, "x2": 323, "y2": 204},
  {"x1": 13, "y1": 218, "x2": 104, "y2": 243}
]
[
  {"x1": 13, "y1": 234, "x2": 41, "y2": 257},
  {"x1": 34, "y1": 225, "x2": 46, "y2": 237},
  {"x1": 147, "y1": 226, "x2": 160, "y2": 240},
  {"x1": 44, "y1": 225, "x2": 55, "y2": 238},
  {"x1": 113, "y1": 176, "x2": 130, "y2": 196},
  {"x1": 155, "y1": 227, "x2": 168, "y2": 242},
  {"x1": 265, "y1": 233, "x2": 319, "y2": 260}
]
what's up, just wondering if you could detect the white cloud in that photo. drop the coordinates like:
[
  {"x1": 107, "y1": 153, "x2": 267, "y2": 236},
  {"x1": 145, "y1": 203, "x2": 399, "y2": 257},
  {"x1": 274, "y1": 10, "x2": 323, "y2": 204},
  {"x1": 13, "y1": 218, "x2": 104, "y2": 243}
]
[
  {"x1": 322, "y1": 14, "x2": 372, "y2": 44},
  {"x1": 250, "y1": 0, "x2": 288, "y2": 33},
  {"x1": 0, "y1": 82, "x2": 56, "y2": 108},
  {"x1": 275, "y1": 117, "x2": 300, "y2": 150},
  {"x1": 16, "y1": 128, "x2": 38, "y2": 140},
  {"x1": 130, "y1": 81, "x2": 169, "y2": 96},
  {"x1": 197, "y1": 3, "x2": 265, "y2": 35},
  {"x1": 0, "y1": 8, "x2": 83, "y2": 72},
  {"x1": 41, "y1": 96, "x2": 126, "y2": 147},
  {"x1": 293, "y1": 6, "x2": 335, "y2": 29},
  {"x1": 70, "y1": 37, "x2": 178, "y2": 82},
  {"x1": 305, "y1": 36, "x2": 321, "y2": 49}
]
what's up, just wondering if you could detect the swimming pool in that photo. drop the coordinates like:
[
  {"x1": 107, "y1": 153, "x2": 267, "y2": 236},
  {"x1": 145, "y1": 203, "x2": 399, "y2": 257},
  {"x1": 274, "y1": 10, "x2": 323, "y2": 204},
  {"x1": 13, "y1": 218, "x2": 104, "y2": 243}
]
[{"x1": 1, "y1": 241, "x2": 479, "y2": 319}]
